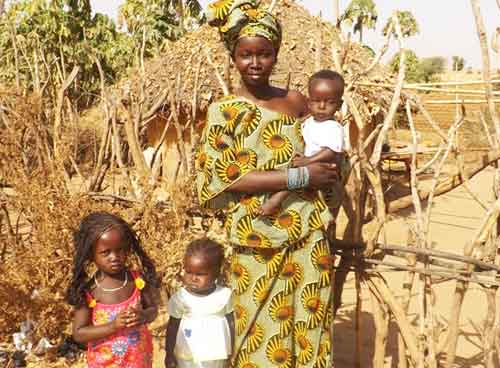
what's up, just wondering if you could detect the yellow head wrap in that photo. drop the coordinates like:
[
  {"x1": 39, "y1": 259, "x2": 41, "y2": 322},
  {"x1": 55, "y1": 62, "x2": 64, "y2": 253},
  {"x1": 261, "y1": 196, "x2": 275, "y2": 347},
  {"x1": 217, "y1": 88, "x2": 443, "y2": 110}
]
[{"x1": 207, "y1": 0, "x2": 282, "y2": 53}]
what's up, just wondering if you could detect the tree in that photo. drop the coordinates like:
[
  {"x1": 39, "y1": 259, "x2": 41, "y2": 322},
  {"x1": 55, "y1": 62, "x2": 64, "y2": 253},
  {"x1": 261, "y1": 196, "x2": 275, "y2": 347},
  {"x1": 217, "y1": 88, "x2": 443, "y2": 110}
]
[
  {"x1": 389, "y1": 52, "x2": 446, "y2": 83},
  {"x1": 0, "y1": 0, "x2": 205, "y2": 108},
  {"x1": 452, "y1": 56, "x2": 465, "y2": 71},
  {"x1": 420, "y1": 56, "x2": 446, "y2": 82},
  {"x1": 390, "y1": 50, "x2": 422, "y2": 83},
  {"x1": 119, "y1": 0, "x2": 204, "y2": 57},
  {"x1": 383, "y1": 10, "x2": 419, "y2": 38},
  {"x1": 0, "y1": 0, "x2": 134, "y2": 107},
  {"x1": 340, "y1": 0, "x2": 377, "y2": 43}
]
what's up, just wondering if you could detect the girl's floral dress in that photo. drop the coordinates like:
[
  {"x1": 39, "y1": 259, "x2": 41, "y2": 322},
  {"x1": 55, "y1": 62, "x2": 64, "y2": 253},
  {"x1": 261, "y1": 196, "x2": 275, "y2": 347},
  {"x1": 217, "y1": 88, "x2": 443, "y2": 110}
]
[{"x1": 85, "y1": 271, "x2": 153, "y2": 368}]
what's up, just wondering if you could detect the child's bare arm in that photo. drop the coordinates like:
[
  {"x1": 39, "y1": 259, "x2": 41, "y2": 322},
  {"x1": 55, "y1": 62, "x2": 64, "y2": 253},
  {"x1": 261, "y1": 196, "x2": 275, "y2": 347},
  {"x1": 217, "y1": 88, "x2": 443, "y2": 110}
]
[
  {"x1": 165, "y1": 317, "x2": 180, "y2": 368},
  {"x1": 259, "y1": 191, "x2": 290, "y2": 216},
  {"x1": 72, "y1": 305, "x2": 131, "y2": 344}
]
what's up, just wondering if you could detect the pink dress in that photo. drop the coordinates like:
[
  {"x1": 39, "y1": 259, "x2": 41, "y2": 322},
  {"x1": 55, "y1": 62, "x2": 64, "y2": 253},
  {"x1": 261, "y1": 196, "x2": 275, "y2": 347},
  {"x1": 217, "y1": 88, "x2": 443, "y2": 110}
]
[{"x1": 85, "y1": 271, "x2": 153, "y2": 368}]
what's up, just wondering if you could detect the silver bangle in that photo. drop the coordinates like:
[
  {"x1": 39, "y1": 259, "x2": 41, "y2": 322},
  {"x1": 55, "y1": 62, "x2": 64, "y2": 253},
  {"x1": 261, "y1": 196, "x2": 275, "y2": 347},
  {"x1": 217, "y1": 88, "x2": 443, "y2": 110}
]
[{"x1": 287, "y1": 167, "x2": 310, "y2": 190}]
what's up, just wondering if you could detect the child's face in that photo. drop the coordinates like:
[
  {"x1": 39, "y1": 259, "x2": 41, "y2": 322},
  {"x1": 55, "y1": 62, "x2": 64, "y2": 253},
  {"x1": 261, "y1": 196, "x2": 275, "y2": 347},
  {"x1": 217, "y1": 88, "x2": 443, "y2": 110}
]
[
  {"x1": 308, "y1": 79, "x2": 343, "y2": 122},
  {"x1": 93, "y1": 228, "x2": 129, "y2": 276},
  {"x1": 182, "y1": 254, "x2": 217, "y2": 295}
]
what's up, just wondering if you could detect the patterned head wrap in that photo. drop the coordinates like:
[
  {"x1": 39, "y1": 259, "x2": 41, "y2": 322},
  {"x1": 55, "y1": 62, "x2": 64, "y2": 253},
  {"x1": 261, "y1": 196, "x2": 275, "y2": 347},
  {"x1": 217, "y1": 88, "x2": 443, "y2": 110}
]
[{"x1": 207, "y1": 0, "x2": 282, "y2": 53}]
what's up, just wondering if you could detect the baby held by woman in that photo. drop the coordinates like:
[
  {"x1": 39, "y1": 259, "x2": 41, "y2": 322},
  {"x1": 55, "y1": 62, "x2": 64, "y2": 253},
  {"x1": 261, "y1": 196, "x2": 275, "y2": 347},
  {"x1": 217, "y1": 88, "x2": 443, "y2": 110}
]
[{"x1": 260, "y1": 69, "x2": 347, "y2": 217}]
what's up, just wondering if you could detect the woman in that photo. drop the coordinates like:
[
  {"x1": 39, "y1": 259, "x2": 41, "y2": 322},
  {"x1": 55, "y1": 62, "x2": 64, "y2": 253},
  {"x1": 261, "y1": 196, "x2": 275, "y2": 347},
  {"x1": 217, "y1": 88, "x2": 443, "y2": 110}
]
[{"x1": 196, "y1": 1, "x2": 339, "y2": 367}]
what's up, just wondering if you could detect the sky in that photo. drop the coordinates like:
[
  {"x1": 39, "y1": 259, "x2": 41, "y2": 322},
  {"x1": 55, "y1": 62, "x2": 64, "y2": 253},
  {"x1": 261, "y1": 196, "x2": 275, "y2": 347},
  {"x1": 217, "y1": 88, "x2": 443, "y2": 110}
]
[{"x1": 90, "y1": 0, "x2": 500, "y2": 70}]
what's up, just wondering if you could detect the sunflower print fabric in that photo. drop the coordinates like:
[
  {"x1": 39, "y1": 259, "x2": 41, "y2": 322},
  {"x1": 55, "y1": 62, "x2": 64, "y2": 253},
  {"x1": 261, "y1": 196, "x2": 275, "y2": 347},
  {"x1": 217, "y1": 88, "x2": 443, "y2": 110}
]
[
  {"x1": 231, "y1": 235, "x2": 333, "y2": 368},
  {"x1": 197, "y1": 97, "x2": 334, "y2": 367},
  {"x1": 207, "y1": 0, "x2": 282, "y2": 52},
  {"x1": 197, "y1": 96, "x2": 332, "y2": 247}
]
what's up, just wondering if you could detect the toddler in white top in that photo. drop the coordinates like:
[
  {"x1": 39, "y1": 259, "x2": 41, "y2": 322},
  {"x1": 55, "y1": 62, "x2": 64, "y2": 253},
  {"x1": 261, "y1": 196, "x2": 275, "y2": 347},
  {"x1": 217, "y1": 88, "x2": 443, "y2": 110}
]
[
  {"x1": 260, "y1": 69, "x2": 347, "y2": 216},
  {"x1": 165, "y1": 238, "x2": 233, "y2": 368}
]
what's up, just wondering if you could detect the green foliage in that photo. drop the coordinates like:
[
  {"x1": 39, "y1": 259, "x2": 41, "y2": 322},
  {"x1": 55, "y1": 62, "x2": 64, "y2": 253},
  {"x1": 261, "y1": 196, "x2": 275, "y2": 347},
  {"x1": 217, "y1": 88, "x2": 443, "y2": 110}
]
[
  {"x1": 341, "y1": 0, "x2": 377, "y2": 43},
  {"x1": 383, "y1": 10, "x2": 419, "y2": 38},
  {"x1": 389, "y1": 50, "x2": 422, "y2": 83},
  {"x1": 390, "y1": 52, "x2": 446, "y2": 83},
  {"x1": 119, "y1": 0, "x2": 205, "y2": 56},
  {"x1": 0, "y1": 0, "x2": 134, "y2": 107},
  {"x1": 0, "y1": 0, "x2": 204, "y2": 109},
  {"x1": 419, "y1": 57, "x2": 446, "y2": 82},
  {"x1": 452, "y1": 56, "x2": 465, "y2": 71}
]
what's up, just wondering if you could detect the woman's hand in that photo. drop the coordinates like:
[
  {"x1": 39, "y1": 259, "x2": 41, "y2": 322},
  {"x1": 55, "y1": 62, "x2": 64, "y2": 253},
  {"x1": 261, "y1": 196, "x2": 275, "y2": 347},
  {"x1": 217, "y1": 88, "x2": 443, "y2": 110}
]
[{"x1": 306, "y1": 162, "x2": 339, "y2": 190}]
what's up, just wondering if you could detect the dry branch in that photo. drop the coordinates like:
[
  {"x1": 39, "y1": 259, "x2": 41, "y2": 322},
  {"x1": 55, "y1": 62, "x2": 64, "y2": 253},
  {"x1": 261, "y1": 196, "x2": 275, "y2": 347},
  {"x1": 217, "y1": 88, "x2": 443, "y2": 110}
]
[
  {"x1": 370, "y1": 13, "x2": 406, "y2": 167},
  {"x1": 408, "y1": 79, "x2": 500, "y2": 87},
  {"x1": 364, "y1": 259, "x2": 500, "y2": 287},
  {"x1": 356, "y1": 82, "x2": 500, "y2": 96},
  {"x1": 470, "y1": 0, "x2": 500, "y2": 142},
  {"x1": 425, "y1": 99, "x2": 500, "y2": 104},
  {"x1": 388, "y1": 150, "x2": 500, "y2": 213},
  {"x1": 368, "y1": 284, "x2": 389, "y2": 368},
  {"x1": 365, "y1": 273, "x2": 420, "y2": 366},
  {"x1": 53, "y1": 66, "x2": 79, "y2": 160},
  {"x1": 379, "y1": 245, "x2": 500, "y2": 272},
  {"x1": 205, "y1": 50, "x2": 230, "y2": 96}
]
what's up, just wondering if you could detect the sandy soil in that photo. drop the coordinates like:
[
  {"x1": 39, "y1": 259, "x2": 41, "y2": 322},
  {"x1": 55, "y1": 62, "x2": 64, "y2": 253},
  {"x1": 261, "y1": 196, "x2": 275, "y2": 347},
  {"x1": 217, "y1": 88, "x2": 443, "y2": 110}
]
[{"x1": 333, "y1": 165, "x2": 496, "y2": 368}]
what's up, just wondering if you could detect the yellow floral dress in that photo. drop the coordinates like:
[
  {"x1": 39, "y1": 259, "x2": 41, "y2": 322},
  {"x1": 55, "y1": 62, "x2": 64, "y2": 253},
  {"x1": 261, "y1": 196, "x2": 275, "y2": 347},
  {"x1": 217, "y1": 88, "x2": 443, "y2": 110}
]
[{"x1": 197, "y1": 96, "x2": 334, "y2": 368}]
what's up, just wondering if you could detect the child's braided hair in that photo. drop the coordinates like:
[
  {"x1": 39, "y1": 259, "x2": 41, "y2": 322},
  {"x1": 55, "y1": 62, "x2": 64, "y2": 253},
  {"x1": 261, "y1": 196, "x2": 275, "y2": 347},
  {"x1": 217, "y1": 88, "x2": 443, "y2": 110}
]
[{"x1": 66, "y1": 212, "x2": 159, "y2": 307}]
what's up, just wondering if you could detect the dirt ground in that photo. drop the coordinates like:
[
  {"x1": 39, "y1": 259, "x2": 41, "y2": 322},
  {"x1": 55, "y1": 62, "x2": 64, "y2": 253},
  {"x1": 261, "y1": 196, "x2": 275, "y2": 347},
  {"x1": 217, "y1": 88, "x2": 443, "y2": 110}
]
[{"x1": 332, "y1": 165, "x2": 497, "y2": 367}]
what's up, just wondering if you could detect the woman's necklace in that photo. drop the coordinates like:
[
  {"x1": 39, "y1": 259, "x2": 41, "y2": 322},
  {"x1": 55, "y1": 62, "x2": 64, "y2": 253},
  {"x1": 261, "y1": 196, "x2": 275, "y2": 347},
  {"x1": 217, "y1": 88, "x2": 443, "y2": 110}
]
[{"x1": 94, "y1": 271, "x2": 128, "y2": 292}]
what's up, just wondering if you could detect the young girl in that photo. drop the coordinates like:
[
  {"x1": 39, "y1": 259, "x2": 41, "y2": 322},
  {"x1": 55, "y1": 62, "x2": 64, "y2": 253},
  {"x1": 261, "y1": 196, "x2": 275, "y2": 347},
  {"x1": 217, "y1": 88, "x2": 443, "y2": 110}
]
[
  {"x1": 165, "y1": 238, "x2": 233, "y2": 368},
  {"x1": 66, "y1": 212, "x2": 159, "y2": 368}
]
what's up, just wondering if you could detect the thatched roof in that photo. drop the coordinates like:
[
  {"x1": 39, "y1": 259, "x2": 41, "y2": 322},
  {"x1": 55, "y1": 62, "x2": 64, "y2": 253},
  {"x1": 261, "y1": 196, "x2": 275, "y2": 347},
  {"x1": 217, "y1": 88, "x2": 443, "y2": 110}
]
[
  {"x1": 112, "y1": 0, "x2": 394, "y2": 120},
  {"x1": 79, "y1": 0, "x2": 397, "y2": 134}
]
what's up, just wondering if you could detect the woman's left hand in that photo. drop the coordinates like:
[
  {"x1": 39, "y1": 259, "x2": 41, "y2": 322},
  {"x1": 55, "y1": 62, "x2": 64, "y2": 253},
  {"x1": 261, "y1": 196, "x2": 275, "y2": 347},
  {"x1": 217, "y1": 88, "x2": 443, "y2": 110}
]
[{"x1": 306, "y1": 162, "x2": 339, "y2": 190}]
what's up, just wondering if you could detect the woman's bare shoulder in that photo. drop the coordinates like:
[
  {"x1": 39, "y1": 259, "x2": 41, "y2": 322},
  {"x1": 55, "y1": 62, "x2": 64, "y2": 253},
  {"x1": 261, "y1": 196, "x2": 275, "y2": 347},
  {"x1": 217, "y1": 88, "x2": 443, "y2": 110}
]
[{"x1": 285, "y1": 90, "x2": 308, "y2": 118}]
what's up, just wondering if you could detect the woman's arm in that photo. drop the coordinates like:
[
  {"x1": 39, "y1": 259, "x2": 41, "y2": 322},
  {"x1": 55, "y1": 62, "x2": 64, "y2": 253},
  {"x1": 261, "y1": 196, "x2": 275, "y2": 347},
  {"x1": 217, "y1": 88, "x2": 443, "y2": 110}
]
[{"x1": 228, "y1": 162, "x2": 339, "y2": 193}]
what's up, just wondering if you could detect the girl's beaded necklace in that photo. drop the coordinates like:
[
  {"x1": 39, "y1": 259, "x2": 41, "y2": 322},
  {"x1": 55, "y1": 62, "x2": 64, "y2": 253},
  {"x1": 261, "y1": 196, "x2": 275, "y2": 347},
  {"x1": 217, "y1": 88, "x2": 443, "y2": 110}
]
[{"x1": 94, "y1": 271, "x2": 128, "y2": 292}]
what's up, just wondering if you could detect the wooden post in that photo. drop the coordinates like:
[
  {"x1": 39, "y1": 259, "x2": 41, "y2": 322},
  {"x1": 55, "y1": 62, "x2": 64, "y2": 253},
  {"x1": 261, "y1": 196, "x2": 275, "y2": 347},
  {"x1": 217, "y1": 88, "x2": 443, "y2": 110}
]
[
  {"x1": 332, "y1": 0, "x2": 340, "y2": 28},
  {"x1": 470, "y1": 0, "x2": 500, "y2": 142}
]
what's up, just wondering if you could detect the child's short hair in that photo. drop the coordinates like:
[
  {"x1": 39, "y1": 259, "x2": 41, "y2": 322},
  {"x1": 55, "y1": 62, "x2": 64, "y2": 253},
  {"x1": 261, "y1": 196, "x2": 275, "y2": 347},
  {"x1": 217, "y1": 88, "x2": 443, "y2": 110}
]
[
  {"x1": 185, "y1": 238, "x2": 224, "y2": 272},
  {"x1": 309, "y1": 69, "x2": 345, "y2": 94}
]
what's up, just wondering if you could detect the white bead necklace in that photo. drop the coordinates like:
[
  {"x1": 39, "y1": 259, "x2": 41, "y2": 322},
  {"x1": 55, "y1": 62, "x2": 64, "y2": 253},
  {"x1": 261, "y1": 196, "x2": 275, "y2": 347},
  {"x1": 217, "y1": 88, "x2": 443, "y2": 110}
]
[{"x1": 94, "y1": 271, "x2": 128, "y2": 292}]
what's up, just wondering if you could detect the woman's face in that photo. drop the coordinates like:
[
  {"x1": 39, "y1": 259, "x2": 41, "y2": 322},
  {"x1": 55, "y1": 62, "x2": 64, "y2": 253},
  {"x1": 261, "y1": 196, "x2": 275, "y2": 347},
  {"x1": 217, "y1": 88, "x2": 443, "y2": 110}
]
[{"x1": 233, "y1": 36, "x2": 277, "y2": 88}]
